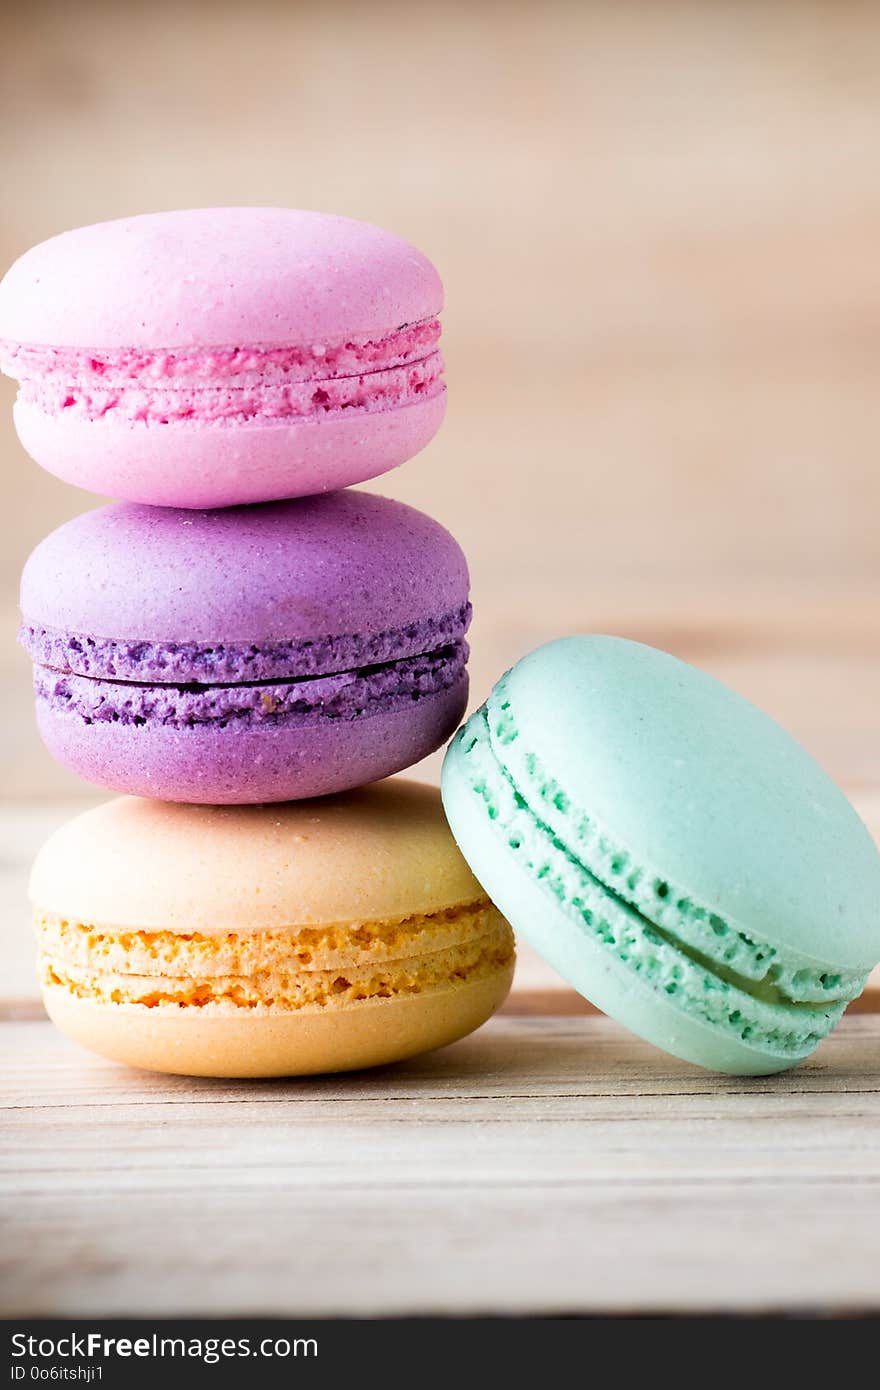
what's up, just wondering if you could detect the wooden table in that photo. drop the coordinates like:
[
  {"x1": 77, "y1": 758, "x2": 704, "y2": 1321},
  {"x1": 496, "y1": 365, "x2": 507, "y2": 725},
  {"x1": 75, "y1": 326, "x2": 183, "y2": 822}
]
[{"x1": 4, "y1": 1013, "x2": 880, "y2": 1318}]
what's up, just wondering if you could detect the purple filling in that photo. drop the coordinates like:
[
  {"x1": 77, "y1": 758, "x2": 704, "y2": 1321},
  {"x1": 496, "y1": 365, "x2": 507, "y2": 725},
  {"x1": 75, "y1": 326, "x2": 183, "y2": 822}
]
[
  {"x1": 34, "y1": 643, "x2": 468, "y2": 729},
  {"x1": 21, "y1": 604, "x2": 471, "y2": 683}
]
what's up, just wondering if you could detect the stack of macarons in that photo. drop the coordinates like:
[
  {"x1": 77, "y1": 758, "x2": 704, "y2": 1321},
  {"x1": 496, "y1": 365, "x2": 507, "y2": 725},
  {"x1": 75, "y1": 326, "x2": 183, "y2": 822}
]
[
  {"x1": 5, "y1": 209, "x2": 880, "y2": 1081},
  {"x1": 0, "y1": 207, "x2": 515, "y2": 1076}
]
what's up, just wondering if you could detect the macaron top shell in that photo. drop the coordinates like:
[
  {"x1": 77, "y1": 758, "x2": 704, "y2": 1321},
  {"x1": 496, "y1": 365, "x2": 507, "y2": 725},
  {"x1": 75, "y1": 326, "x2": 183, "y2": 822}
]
[
  {"x1": 0, "y1": 208, "x2": 442, "y2": 348},
  {"x1": 491, "y1": 636, "x2": 880, "y2": 970},
  {"x1": 29, "y1": 785, "x2": 486, "y2": 933},
  {"x1": 20, "y1": 493, "x2": 468, "y2": 645}
]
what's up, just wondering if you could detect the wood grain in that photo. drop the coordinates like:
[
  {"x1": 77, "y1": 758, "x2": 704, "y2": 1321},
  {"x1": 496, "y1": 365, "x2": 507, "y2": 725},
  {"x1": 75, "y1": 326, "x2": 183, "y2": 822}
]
[{"x1": 3, "y1": 1014, "x2": 880, "y2": 1317}]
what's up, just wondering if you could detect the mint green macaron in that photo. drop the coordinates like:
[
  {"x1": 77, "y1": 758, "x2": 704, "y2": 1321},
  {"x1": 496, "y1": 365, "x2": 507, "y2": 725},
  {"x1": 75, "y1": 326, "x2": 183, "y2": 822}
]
[{"x1": 441, "y1": 635, "x2": 880, "y2": 1075}]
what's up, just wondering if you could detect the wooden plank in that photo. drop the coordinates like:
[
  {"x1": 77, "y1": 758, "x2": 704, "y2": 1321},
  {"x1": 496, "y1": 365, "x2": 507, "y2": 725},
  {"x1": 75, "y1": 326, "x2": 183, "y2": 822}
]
[{"x1": 2, "y1": 1015, "x2": 880, "y2": 1316}]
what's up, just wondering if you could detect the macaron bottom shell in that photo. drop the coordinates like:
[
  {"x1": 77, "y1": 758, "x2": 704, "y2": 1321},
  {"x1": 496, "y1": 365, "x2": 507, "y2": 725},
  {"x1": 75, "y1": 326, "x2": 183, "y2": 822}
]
[
  {"x1": 42, "y1": 969, "x2": 513, "y2": 1078},
  {"x1": 442, "y1": 736, "x2": 821, "y2": 1077},
  {"x1": 36, "y1": 672, "x2": 467, "y2": 803},
  {"x1": 13, "y1": 389, "x2": 446, "y2": 508}
]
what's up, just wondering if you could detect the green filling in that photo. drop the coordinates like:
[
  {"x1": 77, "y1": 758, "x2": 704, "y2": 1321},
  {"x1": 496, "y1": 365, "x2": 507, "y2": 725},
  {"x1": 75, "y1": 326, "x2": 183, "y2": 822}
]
[{"x1": 456, "y1": 707, "x2": 859, "y2": 1057}]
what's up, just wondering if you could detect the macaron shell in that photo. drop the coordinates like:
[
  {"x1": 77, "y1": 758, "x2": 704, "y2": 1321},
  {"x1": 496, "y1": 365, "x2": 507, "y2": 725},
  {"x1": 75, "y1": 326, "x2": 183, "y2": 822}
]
[
  {"x1": 442, "y1": 747, "x2": 791, "y2": 1075},
  {"x1": 42, "y1": 969, "x2": 513, "y2": 1078},
  {"x1": 21, "y1": 492, "x2": 467, "y2": 644},
  {"x1": 0, "y1": 208, "x2": 443, "y2": 348},
  {"x1": 496, "y1": 636, "x2": 880, "y2": 971},
  {"x1": 12, "y1": 389, "x2": 445, "y2": 510},
  {"x1": 30, "y1": 784, "x2": 487, "y2": 932},
  {"x1": 33, "y1": 670, "x2": 468, "y2": 804}
]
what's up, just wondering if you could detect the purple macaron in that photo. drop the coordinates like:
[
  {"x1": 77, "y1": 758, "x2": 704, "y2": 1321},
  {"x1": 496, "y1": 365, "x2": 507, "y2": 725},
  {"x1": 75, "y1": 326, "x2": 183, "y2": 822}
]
[{"x1": 20, "y1": 492, "x2": 470, "y2": 803}]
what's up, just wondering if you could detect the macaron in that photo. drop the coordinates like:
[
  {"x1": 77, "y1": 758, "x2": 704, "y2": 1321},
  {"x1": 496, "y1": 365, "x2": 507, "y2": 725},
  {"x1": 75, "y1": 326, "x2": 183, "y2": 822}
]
[
  {"x1": 442, "y1": 635, "x2": 880, "y2": 1076},
  {"x1": 31, "y1": 784, "x2": 515, "y2": 1077},
  {"x1": 21, "y1": 491, "x2": 470, "y2": 803},
  {"x1": 0, "y1": 207, "x2": 445, "y2": 507}
]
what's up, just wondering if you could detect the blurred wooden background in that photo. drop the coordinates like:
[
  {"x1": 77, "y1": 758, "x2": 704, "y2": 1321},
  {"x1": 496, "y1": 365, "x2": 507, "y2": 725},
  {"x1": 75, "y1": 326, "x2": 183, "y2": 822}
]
[{"x1": 1, "y1": 0, "x2": 878, "y2": 995}]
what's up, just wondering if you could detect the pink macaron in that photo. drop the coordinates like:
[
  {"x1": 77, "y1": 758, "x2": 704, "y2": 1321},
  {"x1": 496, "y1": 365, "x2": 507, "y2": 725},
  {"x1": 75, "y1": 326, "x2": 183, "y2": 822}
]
[{"x1": 0, "y1": 208, "x2": 445, "y2": 508}]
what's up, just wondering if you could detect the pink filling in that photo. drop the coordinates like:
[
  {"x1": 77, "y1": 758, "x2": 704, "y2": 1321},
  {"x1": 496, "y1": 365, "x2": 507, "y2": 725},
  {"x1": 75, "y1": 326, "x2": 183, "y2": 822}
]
[
  {"x1": 16, "y1": 354, "x2": 443, "y2": 425},
  {"x1": 0, "y1": 319, "x2": 444, "y2": 425}
]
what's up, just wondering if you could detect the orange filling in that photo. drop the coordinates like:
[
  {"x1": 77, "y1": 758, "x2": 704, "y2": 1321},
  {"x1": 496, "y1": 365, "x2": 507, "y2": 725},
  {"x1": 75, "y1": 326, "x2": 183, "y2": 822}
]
[{"x1": 36, "y1": 905, "x2": 515, "y2": 1012}]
